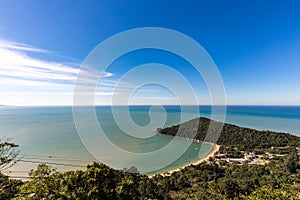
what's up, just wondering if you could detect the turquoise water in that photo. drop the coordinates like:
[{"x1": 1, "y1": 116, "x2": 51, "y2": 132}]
[{"x1": 0, "y1": 105, "x2": 300, "y2": 177}]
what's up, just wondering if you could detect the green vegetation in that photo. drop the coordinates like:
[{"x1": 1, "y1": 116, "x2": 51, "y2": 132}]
[
  {"x1": 0, "y1": 138, "x2": 22, "y2": 199},
  {"x1": 1, "y1": 159, "x2": 300, "y2": 199},
  {"x1": 158, "y1": 117, "x2": 300, "y2": 154},
  {"x1": 0, "y1": 137, "x2": 20, "y2": 171},
  {"x1": 1, "y1": 118, "x2": 300, "y2": 199},
  {"x1": 7, "y1": 162, "x2": 145, "y2": 200}
]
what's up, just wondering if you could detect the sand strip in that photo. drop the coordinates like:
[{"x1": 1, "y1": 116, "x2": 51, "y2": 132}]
[{"x1": 149, "y1": 144, "x2": 220, "y2": 178}]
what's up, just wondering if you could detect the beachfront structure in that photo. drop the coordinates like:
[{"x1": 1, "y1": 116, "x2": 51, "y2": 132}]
[
  {"x1": 226, "y1": 152, "x2": 257, "y2": 163},
  {"x1": 226, "y1": 158, "x2": 245, "y2": 163}
]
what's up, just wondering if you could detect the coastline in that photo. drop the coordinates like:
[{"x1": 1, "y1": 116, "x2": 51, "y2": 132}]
[{"x1": 150, "y1": 143, "x2": 220, "y2": 177}]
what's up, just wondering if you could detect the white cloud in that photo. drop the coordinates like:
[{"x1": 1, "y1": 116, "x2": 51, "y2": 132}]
[
  {"x1": 1, "y1": 39, "x2": 186, "y2": 106},
  {"x1": 0, "y1": 39, "x2": 163, "y2": 106},
  {"x1": 0, "y1": 39, "x2": 117, "y2": 105},
  {"x1": 0, "y1": 39, "x2": 50, "y2": 53}
]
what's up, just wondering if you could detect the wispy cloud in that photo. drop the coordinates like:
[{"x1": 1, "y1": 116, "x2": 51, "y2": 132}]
[
  {"x1": 0, "y1": 39, "x2": 109, "y2": 85},
  {"x1": 0, "y1": 39, "x2": 50, "y2": 53},
  {"x1": 0, "y1": 39, "x2": 159, "y2": 105},
  {"x1": 0, "y1": 39, "x2": 117, "y2": 105}
]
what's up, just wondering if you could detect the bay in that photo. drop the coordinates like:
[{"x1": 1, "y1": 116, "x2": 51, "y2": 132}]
[{"x1": 0, "y1": 105, "x2": 299, "y2": 177}]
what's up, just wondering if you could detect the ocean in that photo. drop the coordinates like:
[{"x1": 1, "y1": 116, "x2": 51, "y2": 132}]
[{"x1": 0, "y1": 105, "x2": 299, "y2": 178}]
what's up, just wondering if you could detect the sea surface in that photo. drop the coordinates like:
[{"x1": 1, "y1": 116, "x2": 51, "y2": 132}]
[{"x1": 0, "y1": 105, "x2": 300, "y2": 178}]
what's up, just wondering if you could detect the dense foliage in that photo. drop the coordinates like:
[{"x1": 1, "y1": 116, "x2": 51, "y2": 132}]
[
  {"x1": 1, "y1": 119, "x2": 300, "y2": 199},
  {"x1": 158, "y1": 117, "x2": 300, "y2": 151},
  {"x1": 0, "y1": 138, "x2": 21, "y2": 199},
  {"x1": 1, "y1": 156, "x2": 299, "y2": 199},
  {"x1": 0, "y1": 138, "x2": 20, "y2": 171}
]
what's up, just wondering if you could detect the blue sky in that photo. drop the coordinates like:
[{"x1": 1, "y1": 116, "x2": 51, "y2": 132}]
[{"x1": 0, "y1": 0, "x2": 299, "y2": 105}]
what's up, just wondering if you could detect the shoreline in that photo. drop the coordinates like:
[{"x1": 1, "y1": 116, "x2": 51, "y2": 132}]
[{"x1": 149, "y1": 143, "x2": 220, "y2": 178}]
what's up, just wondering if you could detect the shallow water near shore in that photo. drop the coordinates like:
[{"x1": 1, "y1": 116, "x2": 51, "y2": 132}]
[{"x1": 0, "y1": 105, "x2": 300, "y2": 178}]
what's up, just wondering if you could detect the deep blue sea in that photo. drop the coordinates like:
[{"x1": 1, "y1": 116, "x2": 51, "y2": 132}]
[{"x1": 0, "y1": 105, "x2": 299, "y2": 177}]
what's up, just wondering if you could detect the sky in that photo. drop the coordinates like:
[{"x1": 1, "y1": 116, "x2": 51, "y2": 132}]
[{"x1": 0, "y1": 0, "x2": 299, "y2": 106}]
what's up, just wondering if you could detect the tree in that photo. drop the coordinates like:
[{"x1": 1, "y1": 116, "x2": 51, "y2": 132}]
[
  {"x1": 0, "y1": 137, "x2": 20, "y2": 171},
  {"x1": 286, "y1": 147, "x2": 299, "y2": 173},
  {"x1": 17, "y1": 164, "x2": 61, "y2": 199},
  {"x1": 84, "y1": 162, "x2": 120, "y2": 199},
  {"x1": 58, "y1": 170, "x2": 87, "y2": 199},
  {"x1": 223, "y1": 179, "x2": 240, "y2": 199},
  {"x1": 122, "y1": 166, "x2": 140, "y2": 174},
  {"x1": 0, "y1": 138, "x2": 21, "y2": 199},
  {"x1": 246, "y1": 185, "x2": 300, "y2": 200},
  {"x1": 116, "y1": 176, "x2": 139, "y2": 200},
  {"x1": 0, "y1": 172, "x2": 22, "y2": 199}
]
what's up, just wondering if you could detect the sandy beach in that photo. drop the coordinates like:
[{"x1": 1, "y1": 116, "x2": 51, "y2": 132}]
[{"x1": 150, "y1": 143, "x2": 220, "y2": 177}]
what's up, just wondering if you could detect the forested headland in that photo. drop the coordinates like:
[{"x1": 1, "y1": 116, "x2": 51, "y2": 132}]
[{"x1": 1, "y1": 118, "x2": 300, "y2": 199}]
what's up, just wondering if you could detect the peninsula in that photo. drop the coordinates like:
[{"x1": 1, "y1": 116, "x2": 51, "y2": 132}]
[{"x1": 1, "y1": 117, "x2": 300, "y2": 199}]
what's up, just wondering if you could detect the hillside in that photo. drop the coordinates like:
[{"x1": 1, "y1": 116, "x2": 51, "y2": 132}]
[
  {"x1": 157, "y1": 117, "x2": 300, "y2": 151},
  {"x1": 1, "y1": 119, "x2": 300, "y2": 199}
]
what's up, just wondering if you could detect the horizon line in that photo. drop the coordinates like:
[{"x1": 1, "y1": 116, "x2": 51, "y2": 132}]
[{"x1": 2, "y1": 104, "x2": 300, "y2": 107}]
